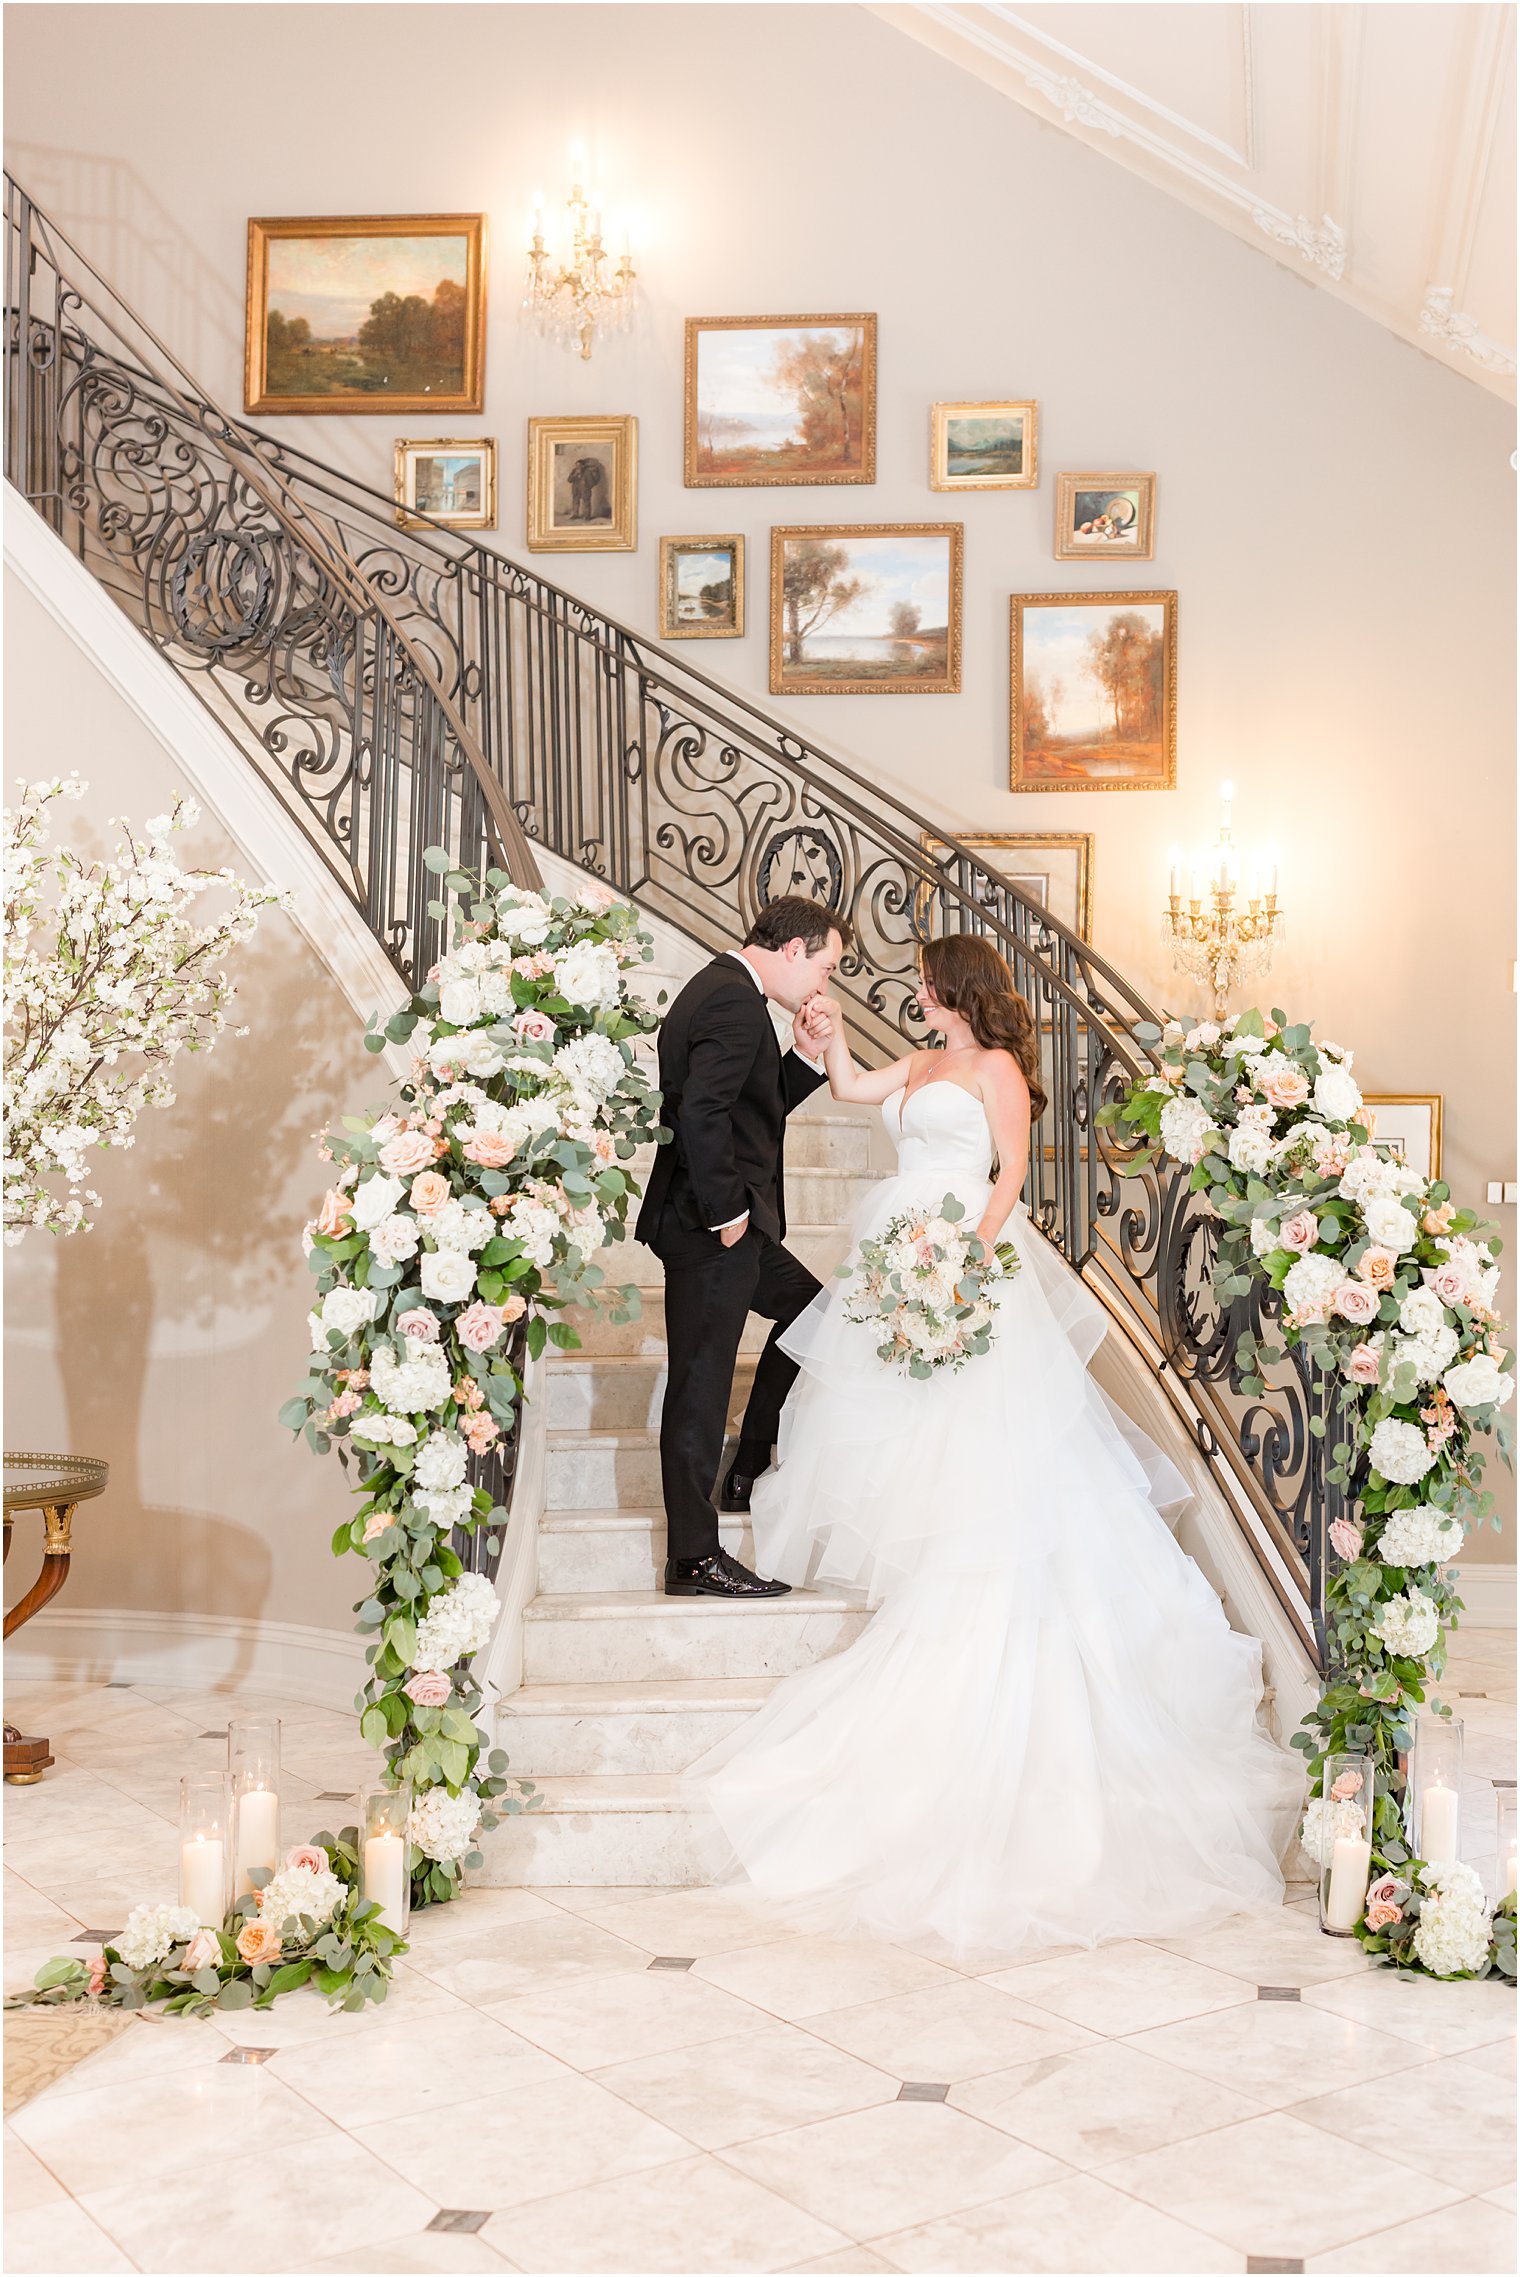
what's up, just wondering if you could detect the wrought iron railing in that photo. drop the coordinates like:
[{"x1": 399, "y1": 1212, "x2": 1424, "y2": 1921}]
[{"x1": 3, "y1": 174, "x2": 1335, "y2": 1663}]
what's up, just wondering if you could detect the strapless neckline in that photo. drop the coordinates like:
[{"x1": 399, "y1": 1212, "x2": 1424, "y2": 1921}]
[{"x1": 885, "y1": 1080, "x2": 987, "y2": 1132}]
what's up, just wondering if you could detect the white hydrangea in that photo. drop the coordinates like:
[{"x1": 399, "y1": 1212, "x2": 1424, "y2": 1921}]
[
  {"x1": 553, "y1": 1031, "x2": 625, "y2": 1101},
  {"x1": 502, "y1": 1195, "x2": 562, "y2": 1267},
  {"x1": 371, "y1": 1342, "x2": 452, "y2": 1415},
  {"x1": 117, "y1": 1903, "x2": 203, "y2": 1967},
  {"x1": 415, "y1": 1483, "x2": 475, "y2": 1527},
  {"x1": 1314, "y1": 1063, "x2": 1363, "y2": 1124},
  {"x1": 419, "y1": 1248, "x2": 477, "y2": 1304},
  {"x1": 1368, "y1": 1416, "x2": 1436, "y2": 1486},
  {"x1": 413, "y1": 1431, "x2": 469, "y2": 1493},
  {"x1": 1442, "y1": 1354, "x2": 1514, "y2": 1411},
  {"x1": 1250, "y1": 1217, "x2": 1283, "y2": 1259},
  {"x1": 1298, "y1": 1792, "x2": 1368, "y2": 1869},
  {"x1": 349, "y1": 1412, "x2": 419, "y2": 1449},
  {"x1": 1376, "y1": 1505, "x2": 1462, "y2": 1567},
  {"x1": 311, "y1": 1285, "x2": 380, "y2": 1349},
  {"x1": 350, "y1": 1172, "x2": 405, "y2": 1232},
  {"x1": 1399, "y1": 1288, "x2": 1449, "y2": 1339},
  {"x1": 1159, "y1": 1096, "x2": 1220, "y2": 1165},
  {"x1": 1339, "y1": 1150, "x2": 1410, "y2": 1207},
  {"x1": 1283, "y1": 1253, "x2": 1342, "y2": 1323},
  {"x1": 257, "y1": 1860, "x2": 343, "y2": 1935},
  {"x1": 1391, "y1": 1325, "x2": 1460, "y2": 1385},
  {"x1": 478, "y1": 969, "x2": 516, "y2": 1019},
  {"x1": 410, "y1": 1571, "x2": 500, "y2": 1672},
  {"x1": 409, "y1": 1784, "x2": 483, "y2": 1863},
  {"x1": 1362, "y1": 1199, "x2": 1419, "y2": 1255},
  {"x1": 552, "y1": 940, "x2": 620, "y2": 1011},
  {"x1": 368, "y1": 1213, "x2": 421, "y2": 1266},
  {"x1": 1372, "y1": 1585, "x2": 1441, "y2": 1656},
  {"x1": 429, "y1": 1200, "x2": 494, "y2": 1253},
  {"x1": 1412, "y1": 1861, "x2": 1493, "y2": 1977}
]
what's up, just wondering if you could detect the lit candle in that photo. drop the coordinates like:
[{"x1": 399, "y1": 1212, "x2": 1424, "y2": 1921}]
[
  {"x1": 1506, "y1": 1846, "x2": 1517, "y2": 1898},
  {"x1": 363, "y1": 1832, "x2": 407, "y2": 1934},
  {"x1": 234, "y1": 1786, "x2": 280, "y2": 1895},
  {"x1": 1168, "y1": 845, "x2": 1181, "y2": 898},
  {"x1": 179, "y1": 1834, "x2": 225, "y2": 1924},
  {"x1": 1421, "y1": 1777, "x2": 1460, "y2": 1866},
  {"x1": 1324, "y1": 1831, "x2": 1372, "y2": 1931}
]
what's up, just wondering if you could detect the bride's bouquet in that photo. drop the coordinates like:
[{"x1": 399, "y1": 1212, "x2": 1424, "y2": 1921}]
[{"x1": 839, "y1": 1193, "x2": 1021, "y2": 1378}]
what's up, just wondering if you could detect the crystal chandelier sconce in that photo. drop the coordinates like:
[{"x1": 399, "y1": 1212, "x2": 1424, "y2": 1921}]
[
  {"x1": 523, "y1": 155, "x2": 636, "y2": 360},
  {"x1": 1163, "y1": 781, "x2": 1283, "y2": 1020}
]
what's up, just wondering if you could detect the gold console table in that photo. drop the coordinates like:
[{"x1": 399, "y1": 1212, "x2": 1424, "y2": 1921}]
[{"x1": 4, "y1": 1452, "x2": 109, "y2": 1783}]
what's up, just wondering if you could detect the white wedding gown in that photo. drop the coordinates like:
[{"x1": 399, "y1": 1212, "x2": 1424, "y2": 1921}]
[{"x1": 687, "y1": 1079, "x2": 1303, "y2": 1959}]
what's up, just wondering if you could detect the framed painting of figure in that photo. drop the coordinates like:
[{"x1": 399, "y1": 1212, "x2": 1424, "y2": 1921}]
[
  {"x1": 771, "y1": 524, "x2": 963, "y2": 695},
  {"x1": 245, "y1": 214, "x2": 486, "y2": 415},
  {"x1": 1011, "y1": 592, "x2": 1177, "y2": 791},
  {"x1": 686, "y1": 315, "x2": 877, "y2": 487},
  {"x1": 660, "y1": 535, "x2": 745, "y2": 638},
  {"x1": 1361, "y1": 1095, "x2": 1443, "y2": 1182},
  {"x1": 1054, "y1": 472, "x2": 1156, "y2": 561},
  {"x1": 526, "y1": 416, "x2": 637, "y2": 552},
  {"x1": 393, "y1": 438, "x2": 496, "y2": 530},
  {"x1": 919, "y1": 831, "x2": 1094, "y2": 941},
  {"x1": 930, "y1": 400, "x2": 1037, "y2": 491}
]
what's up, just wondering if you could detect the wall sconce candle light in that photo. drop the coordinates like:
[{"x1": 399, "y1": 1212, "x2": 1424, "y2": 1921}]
[
  {"x1": 1163, "y1": 781, "x2": 1284, "y2": 1019},
  {"x1": 522, "y1": 150, "x2": 636, "y2": 360}
]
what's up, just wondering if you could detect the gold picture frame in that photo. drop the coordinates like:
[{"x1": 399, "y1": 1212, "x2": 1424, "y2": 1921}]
[
  {"x1": 685, "y1": 314, "x2": 877, "y2": 488},
  {"x1": 919, "y1": 831, "x2": 1094, "y2": 941},
  {"x1": 930, "y1": 400, "x2": 1038, "y2": 491},
  {"x1": 393, "y1": 438, "x2": 497, "y2": 531},
  {"x1": 1011, "y1": 591, "x2": 1178, "y2": 792},
  {"x1": 526, "y1": 416, "x2": 637, "y2": 552},
  {"x1": 245, "y1": 213, "x2": 486, "y2": 416},
  {"x1": 770, "y1": 523, "x2": 963, "y2": 696},
  {"x1": 659, "y1": 534, "x2": 745, "y2": 639},
  {"x1": 1362, "y1": 1094, "x2": 1443, "y2": 1182},
  {"x1": 1054, "y1": 472, "x2": 1156, "y2": 561}
]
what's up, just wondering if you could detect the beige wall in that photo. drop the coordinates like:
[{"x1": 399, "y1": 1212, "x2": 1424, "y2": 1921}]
[
  {"x1": 3, "y1": 571, "x2": 380, "y2": 1632},
  {"x1": 5, "y1": 1, "x2": 1514, "y2": 1557}
]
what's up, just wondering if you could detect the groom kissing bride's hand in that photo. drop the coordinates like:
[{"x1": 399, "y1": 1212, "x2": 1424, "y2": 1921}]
[{"x1": 634, "y1": 898, "x2": 854, "y2": 1599}]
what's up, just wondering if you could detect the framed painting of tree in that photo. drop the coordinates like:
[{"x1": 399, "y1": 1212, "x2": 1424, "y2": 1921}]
[
  {"x1": 686, "y1": 315, "x2": 876, "y2": 486},
  {"x1": 245, "y1": 214, "x2": 486, "y2": 415},
  {"x1": 1011, "y1": 592, "x2": 1177, "y2": 790},
  {"x1": 770, "y1": 524, "x2": 962, "y2": 695}
]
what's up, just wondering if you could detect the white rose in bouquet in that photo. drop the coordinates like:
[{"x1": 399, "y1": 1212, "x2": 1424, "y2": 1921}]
[
  {"x1": 1228, "y1": 1121, "x2": 1276, "y2": 1176},
  {"x1": 1338, "y1": 1150, "x2": 1409, "y2": 1207},
  {"x1": 1442, "y1": 1353, "x2": 1514, "y2": 1411},
  {"x1": 420, "y1": 1248, "x2": 477, "y2": 1304},
  {"x1": 351, "y1": 1172, "x2": 405, "y2": 1232},
  {"x1": 1376, "y1": 1505, "x2": 1462, "y2": 1567},
  {"x1": 495, "y1": 889, "x2": 554, "y2": 946},
  {"x1": 313, "y1": 1285, "x2": 380, "y2": 1346},
  {"x1": 1368, "y1": 1416, "x2": 1436, "y2": 1485},
  {"x1": 1313, "y1": 1064, "x2": 1363, "y2": 1124},
  {"x1": 552, "y1": 941, "x2": 620, "y2": 1010},
  {"x1": 438, "y1": 976, "x2": 483, "y2": 1028},
  {"x1": 349, "y1": 1412, "x2": 418, "y2": 1448},
  {"x1": 1362, "y1": 1199, "x2": 1419, "y2": 1254},
  {"x1": 1399, "y1": 1288, "x2": 1448, "y2": 1339}
]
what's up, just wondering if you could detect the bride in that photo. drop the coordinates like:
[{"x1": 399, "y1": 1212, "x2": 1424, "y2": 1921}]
[{"x1": 688, "y1": 933, "x2": 1302, "y2": 1958}]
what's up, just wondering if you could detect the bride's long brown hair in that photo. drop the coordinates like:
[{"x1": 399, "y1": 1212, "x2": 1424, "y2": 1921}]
[{"x1": 920, "y1": 935, "x2": 1047, "y2": 1119}]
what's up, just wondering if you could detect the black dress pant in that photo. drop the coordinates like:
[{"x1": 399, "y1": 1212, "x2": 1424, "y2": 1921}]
[{"x1": 657, "y1": 1226, "x2": 822, "y2": 1564}]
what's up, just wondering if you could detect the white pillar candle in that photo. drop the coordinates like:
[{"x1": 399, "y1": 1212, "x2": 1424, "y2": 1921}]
[
  {"x1": 1324, "y1": 1833, "x2": 1372, "y2": 1930},
  {"x1": 1421, "y1": 1779, "x2": 1460, "y2": 1866},
  {"x1": 1504, "y1": 1847, "x2": 1516, "y2": 1898},
  {"x1": 233, "y1": 1786, "x2": 280, "y2": 1895},
  {"x1": 363, "y1": 1832, "x2": 407, "y2": 1934},
  {"x1": 179, "y1": 1835, "x2": 225, "y2": 1924}
]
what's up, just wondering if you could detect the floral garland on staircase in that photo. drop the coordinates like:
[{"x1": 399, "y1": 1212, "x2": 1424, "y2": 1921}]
[
  {"x1": 285, "y1": 856, "x2": 665, "y2": 1908},
  {"x1": 1103, "y1": 1009, "x2": 1514, "y2": 1981}
]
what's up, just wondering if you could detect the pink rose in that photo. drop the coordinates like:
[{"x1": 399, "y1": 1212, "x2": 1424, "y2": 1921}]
[
  {"x1": 1333, "y1": 1281, "x2": 1380, "y2": 1326},
  {"x1": 1345, "y1": 1343, "x2": 1383, "y2": 1386},
  {"x1": 284, "y1": 1845, "x2": 327, "y2": 1874},
  {"x1": 324, "y1": 1390, "x2": 362, "y2": 1422},
  {"x1": 363, "y1": 1511, "x2": 391, "y2": 1542},
  {"x1": 462, "y1": 1410, "x2": 500, "y2": 1455},
  {"x1": 182, "y1": 1928, "x2": 222, "y2": 1971},
  {"x1": 1280, "y1": 1211, "x2": 1320, "y2": 1255},
  {"x1": 1260, "y1": 1063, "x2": 1310, "y2": 1110},
  {"x1": 410, "y1": 1171, "x2": 451, "y2": 1217},
  {"x1": 456, "y1": 1303, "x2": 506, "y2": 1355},
  {"x1": 398, "y1": 1306, "x2": 441, "y2": 1341},
  {"x1": 1429, "y1": 1262, "x2": 1469, "y2": 1307},
  {"x1": 316, "y1": 1189, "x2": 353, "y2": 1237},
  {"x1": 236, "y1": 1918, "x2": 282, "y2": 1964},
  {"x1": 513, "y1": 1009, "x2": 557, "y2": 1043},
  {"x1": 1365, "y1": 1898, "x2": 1402, "y2": 1932},
  {"x1": 463, "y1": 1131, "x2": 517, "y2": 1169},
  {"x1": 404, "y1": 1671, "x2": 451, "y2": 1707},
  {"x1": 1422, "y1": 1203, "x2": 1456, "y2": 1236},
  {"x1": 380, "y1": 1130, "x2": 436, "y2": 1176},
  {"x1": 1358, "y1": 1247, "x2": 1397, "y2": 1291},
  {"x1": 86, "y1": 1953, "x2": 108, "y2": 1997},
  {"x1": 1329, "y1": 1517, "x2": 1365, "y2": 1560},
  {"x1": 500, "y1": 1291, "x2": 527, "y2": 1322},
  {"x1": 1329, "y1": 1769, "x2": 1364, "y2": 1801}
]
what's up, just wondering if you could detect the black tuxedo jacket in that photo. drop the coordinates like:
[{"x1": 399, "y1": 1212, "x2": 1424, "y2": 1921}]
[{"x1": 636, "y1": 956, "x2": 827, "y2": 1252}]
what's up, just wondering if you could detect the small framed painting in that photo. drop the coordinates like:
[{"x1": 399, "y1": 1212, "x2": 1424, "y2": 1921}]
[
  {"x1": 245, "y1": 214, "x2": 486, "y2": 415},
  {"x1": 771, "y1": 523, "x2": 963, "y2": 696},
  {"x1": 930, "y1": 400, "x2": 1037, "y2": 491},
  {"x1": 526, "y1": 416, "x2": 637, "y2": 552},
  {"x1": 660, "y1": 535, "x2": 745, "y2": 639},
  {"x1": 920, "y1": 830, "x2": 1094, "y2": 940},
  {"x1": 686, "y1": 314, "x2": 877, "y2": 487},
  {"x1": 1011, "y1": 591, "x2": 1177, "y2": 792},
  {"x1": 1055, "y1": 472, "x2": 1156, "y2": 561},
  {"x1": 1362, "y1": 1095, "x2": 1443, "y2": 1182},
  {"x1": 394, "y1": 438, "x2": 496, "y2": 530}
]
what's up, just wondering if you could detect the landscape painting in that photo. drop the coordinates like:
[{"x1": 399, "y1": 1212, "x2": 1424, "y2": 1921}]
[
  {"x1": 246, "y1": 216, "x2": 486, "y2": 415},
  {"x1": 660, "y1": 534, "x2": 744, "y2": 638},
  {"x1": 526, "y1": 415, "x2": 637, "y2": 552},
  {"x1": 920, "y1": 831, "x2": 1094, "y2": 939},
  {"x1": 931, "y1": 400, "x2": 1037, "y2": 491},
  {"x1": 771, "y1": 524, "x2": 962, "y2": 695},
  {"x1": 1055, "y1": 472, "x2": 1155, "y2": 560},
  {"x1": 393, "y1": 438, "x2": 496, "y2": 530},
  {"x1": 1011, "y1": 592, "x2": 1176, "y2": 790},
  {"x1": 686, "y1": 315, "x2": 876, "y2": 487}
]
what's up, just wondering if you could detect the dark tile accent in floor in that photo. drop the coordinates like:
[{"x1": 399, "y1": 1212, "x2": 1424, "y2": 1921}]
[
  {"x1": 220, "y1": 2046, "x2": 277, "y2": 2065},
  {"x1": 72, "y1": 1930, "x2": 121, "y2": 1943},
  {"x1": 316, "y1": 1791, "x2": 354, "y2": 1802},
  {"x1": 1257, "y1": 1986, "x2": 1302, "y2": 2002},
  {"x1": 897, "y1": 2082, "x2": 950, "y2": 2102},
  {"x1": 106, "y1": 1681, "x2": 134, "y2": 1689},
  {"x1": 198, "y1": 1729, "x2": 227, "y2": 1739},
  {"x1": 1247, "y1": 2260, "x2": 1305, "y2": 2274},
  {"x1": 427, "y1": 2211, "x2": 492, "y2": 2234},
  {"x1": 648, "y1": 1955, "x2": 695, "y2": 1971}
]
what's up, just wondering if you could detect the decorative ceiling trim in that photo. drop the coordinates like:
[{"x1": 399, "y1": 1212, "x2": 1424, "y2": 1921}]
[
  {"x1": 1419, "y1": 288, "x2": 1518, "y2": 377},
  {"x1": 982, "y1": 2, "x2": 1256, "y2": 168},
  {"x1": 1250, "y1": 210, "x2": 1348, "y2": 281}
]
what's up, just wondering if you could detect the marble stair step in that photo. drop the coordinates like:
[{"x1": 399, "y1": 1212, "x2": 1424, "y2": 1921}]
[
  {"x1": 521, "y1": 1587, "x2": 869, "y2": 1683},
  {"x1": 783, "y1": 1164, "x2": 877, "y2": 1218},
  {"x1": 538, "y1": 1508, "x2": 757, "y2": 1593},
  {"x1": 473, "y1": 1773, "x2": 706, "y2": 1886},
  {"x1": 564, "y1": 1290, "x2": 768, "y2": 1359},
  {"x1": 546, "y1": 1354, "x2": 758, "y2": 1433},
  {"x1": 499, "y1": 1675, "x2": 776, "y2": 1774}
]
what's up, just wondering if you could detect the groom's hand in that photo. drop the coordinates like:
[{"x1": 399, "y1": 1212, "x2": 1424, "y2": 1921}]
[{"x1": 719, "y1": 1215, "x2": 749, "y2": 1248}]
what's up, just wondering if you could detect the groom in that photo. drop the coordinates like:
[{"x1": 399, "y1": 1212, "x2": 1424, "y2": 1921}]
[{"x1": 636, "y1": 898, "x2": 851, "y2": 1598}]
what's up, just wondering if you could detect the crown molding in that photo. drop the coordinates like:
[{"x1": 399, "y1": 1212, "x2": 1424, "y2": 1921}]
[{"x1": 1419, "y1": 287, "x2": 1518, "y2": 378}]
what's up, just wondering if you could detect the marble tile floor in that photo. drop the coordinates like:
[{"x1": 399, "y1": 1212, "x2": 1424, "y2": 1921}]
[{"x1": 3, "y1": 1648, "x2": 1514, "y2": 2277}]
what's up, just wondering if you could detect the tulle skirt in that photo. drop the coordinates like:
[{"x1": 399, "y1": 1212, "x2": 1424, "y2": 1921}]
[{"x1": 686, "y1": 1170, "x2": 1304, "y2": 1960}]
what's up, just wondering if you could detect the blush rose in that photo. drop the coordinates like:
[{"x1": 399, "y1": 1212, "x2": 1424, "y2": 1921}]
[{"x1": 379, "y1": 1130, "x2": 437, "y2": 1177}]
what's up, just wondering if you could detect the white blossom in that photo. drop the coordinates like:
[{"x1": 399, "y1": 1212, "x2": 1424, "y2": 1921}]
[
  {"x1": 409, "y1": 1784, "x2": 483, "y2": 1862},
  {"x1": 429, "y1": 1200, "x2": 493, "y2": 1253},
  {"x1": 552, "y1": 940, "x2": 620, "y2": 1011},
  {"x1": 1442, "y1": 1354, "x2": 1513, "y2": 1411},
  {"x1": 1412, "y1": 1862, "x2": 1493, "y2": 1977},
  {"x1": 257, "y1": 1860, "x2": 344, "y2": 1935},
  {"x1": 1158, "y1": 1096, "x2": 1220, "y2": 1165},
  {"x1": 1298, "y1": 1792, "x2": 1368, "y2": 1868},
  {"x1": 1362, "y1": 1199, "x2": 1419, "y2": 1254},
  {"x1": 368, "y1": 1213, "x2": 421, "y2": 1265},
  {"x1": 553, "y1": 1031, "x2": 625, "y2": 1101},
  {"x1": 410, "y1": 1571, "x2": 499, "y2": 1672},
  {"x1": 313, "y1": 1286, "x2": 380, "y2": 1348},
  {"x1": 1391, "y1": 1325, "x2": 1460, "y2": 1385},
  {"x1": 349, "y1": 1412, "x2": 419, "y2": 1448},
  {"x1": 351, "y1": 1173, "x2": 405, "y2": 1232},
  {"x1": 1283, "y1": 1253, "x2": 1342, "y2": 1324},
  {"x1": 1399, "y1": 1288, "x2": 1448, "y2": 1339},
  {"x1": 413, "y1": 1431, "x2": 469, "y2": 1493},
  {"x1": 1373, "y1": 1586, "x2": 1441, "y2": 1656},
  {"x1": 1313, "y1": 1063, "x2": 1363, "y2": 1124},
  {"x1": 1368, "y1": 1416, "x2": 1436, "y2": 1485},
  {"x1": 419, "y1": 1248, "x2": 477, "y2": 1304},
  {"x1": 117, "y1": 1902, "x2": 203, "y2": 1967},
  {"x1": 370, "y1": 1343, "x2": 452, "y2": 1415},
  {"x1": 1376, "y1": 1506, "x2": 1462, "y2": 1567}
]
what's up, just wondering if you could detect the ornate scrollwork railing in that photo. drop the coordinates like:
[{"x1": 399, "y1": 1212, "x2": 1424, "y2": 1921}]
[{"x1": 3, "y1": 173, "x2": 1334, "y2": 1664}]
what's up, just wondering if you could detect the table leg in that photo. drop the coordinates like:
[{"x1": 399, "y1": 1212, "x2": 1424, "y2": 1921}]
[{"x1": 4, "y1": 1498, "x2": 76, "y2": 1782}]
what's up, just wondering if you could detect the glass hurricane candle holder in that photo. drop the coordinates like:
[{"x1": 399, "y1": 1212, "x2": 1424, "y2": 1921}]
[
  {"x1": 1498, "y1": 1787, "x2": 1518, "y2": 1901},
  {"x1": 1408, "y1": 1716, "x2": 1464, "y2": 1867},
  {"x1": 227, "y1": 1716, "x2": 282, "y2": 1897},
  {"x1": 1318, "y1": 1753, "x2": 1375, "y2": 1936},
  {"x1": 359, "y1": 1782, "x2": 411, "y2": 1937},
  {"x1": 178, "y1": 1774, "x2": 230, "y2": 1925}
]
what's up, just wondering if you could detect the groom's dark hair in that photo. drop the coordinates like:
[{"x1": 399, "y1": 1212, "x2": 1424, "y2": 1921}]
[{"x1": 743, "y1": 897, "x2": 853, "y2": 955}]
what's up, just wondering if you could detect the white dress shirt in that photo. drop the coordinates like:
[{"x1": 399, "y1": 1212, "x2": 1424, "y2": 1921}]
[{"x1": 710, "y1": 951, "x2": 822, "y2": 1232}]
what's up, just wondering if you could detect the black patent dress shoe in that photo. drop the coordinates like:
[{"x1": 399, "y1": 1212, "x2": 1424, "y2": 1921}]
[
  {"x1": 663, "y1": 1550, "x2": 792, "y2": 1599},
  {"x1": 718, "y1": 1461, "x2": 755, "y2": 1513}
]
